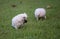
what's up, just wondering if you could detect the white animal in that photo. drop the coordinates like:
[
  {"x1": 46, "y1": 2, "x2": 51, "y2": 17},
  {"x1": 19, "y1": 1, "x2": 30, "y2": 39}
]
[
  {"x1": 12, "y1": 13, "x2": 27, "y2": 29},
  {"x1": 34, "y1": 8, "x2": 46, "y2": 20}
]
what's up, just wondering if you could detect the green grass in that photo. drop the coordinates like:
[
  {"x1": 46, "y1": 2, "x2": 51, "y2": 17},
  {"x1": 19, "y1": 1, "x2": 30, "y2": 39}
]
[{"x1": 0, "y1": 0, "x2": 60, "y2": 39}]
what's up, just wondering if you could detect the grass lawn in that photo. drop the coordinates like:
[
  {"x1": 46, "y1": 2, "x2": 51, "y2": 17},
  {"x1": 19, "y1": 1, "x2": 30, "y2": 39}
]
[{"x1": 0, "y1": 0, "x2": 60, "y2": 39}]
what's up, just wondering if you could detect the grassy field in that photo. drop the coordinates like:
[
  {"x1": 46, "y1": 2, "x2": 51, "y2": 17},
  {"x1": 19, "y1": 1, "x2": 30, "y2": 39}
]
[{"x1": 0, "y1": 0, "x2": 60, "y2": 39}]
